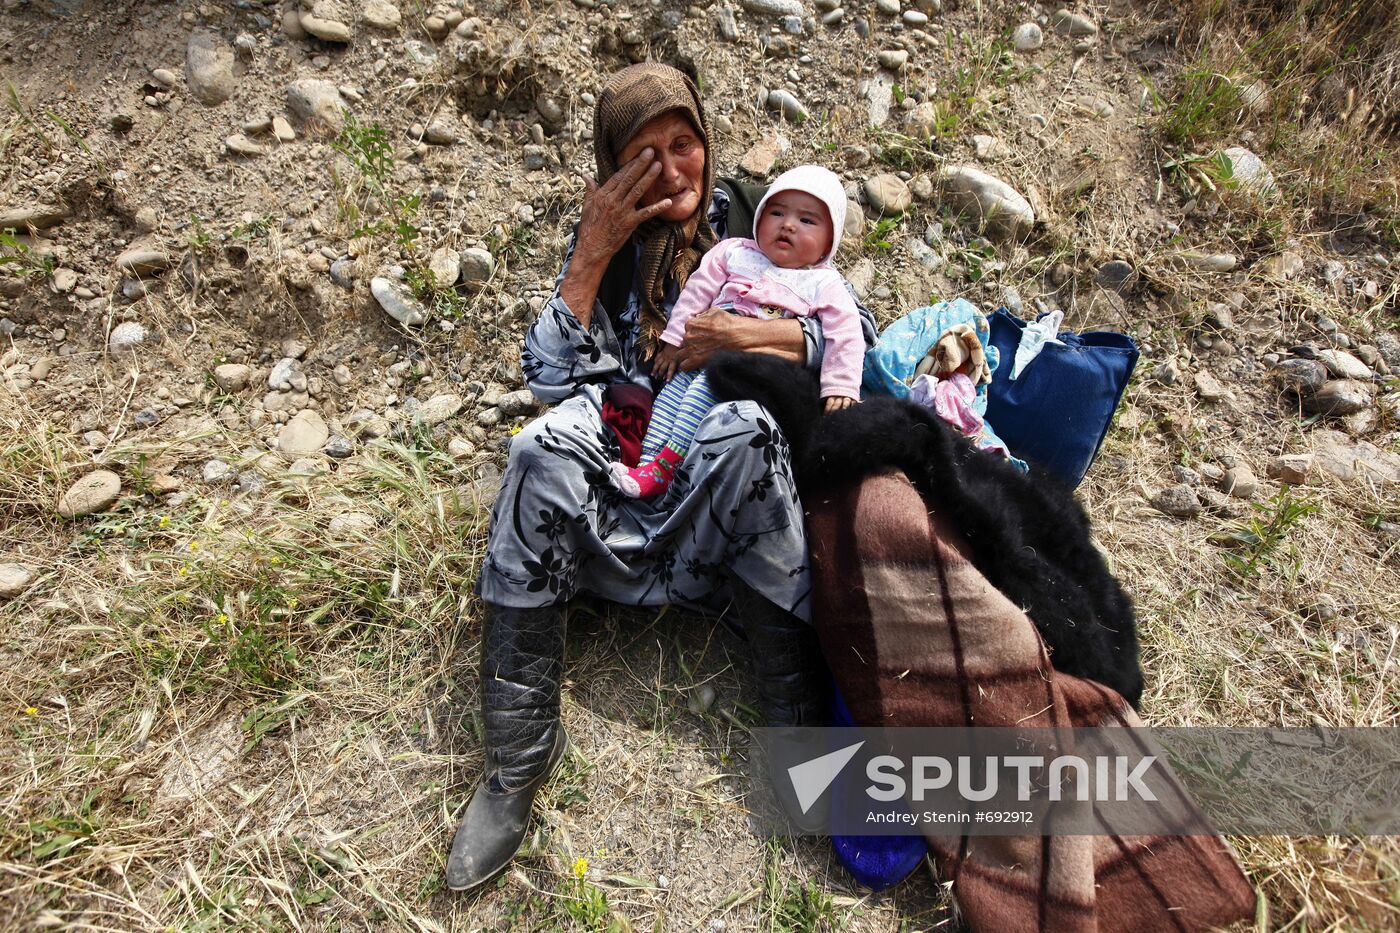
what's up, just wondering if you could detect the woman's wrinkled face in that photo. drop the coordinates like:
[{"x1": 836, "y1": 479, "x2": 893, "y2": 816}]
[
  {"x1": 616, "y1": 112, "x2": 706, "y2": 224},
  {"x1": 755, "y1": 191, "x2": 833, "y2": 269}
]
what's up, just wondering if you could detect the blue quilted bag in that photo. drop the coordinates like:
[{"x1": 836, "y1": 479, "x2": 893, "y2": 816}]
[{"x1": 984, "y1": 308, "x2": 1139, "y2": 488}]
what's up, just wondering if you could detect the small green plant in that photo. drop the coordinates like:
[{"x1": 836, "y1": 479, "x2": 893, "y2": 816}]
[
  {"x1": 0, "y1": 228, "x2": 55, "y2": 279},
  {"x1": 486, "y1": 222, "x2": 536, "y2": 266},
  {"x1": 231, "y1": 214, "x2": 275, "y2": 240},
  {"x1": 559, "y1": 860, "x2": 624, "y2": 932},
  {"x1": 762, "y1": 840, "x2": 837, "y2": 932},
  {"x1": 185, "y1": 215, "x2": 215, "y2": 256},
  {"x1": 1210, "y1": 488, "x2": 1318, "y2": 579},
  {"x1": 863, "y1": 215, "x2": 902, "y2": 252},
  {"x1": 332, "y1": 114, "x2": 422, "y2": 253},
  {"x1": 1161, "y1": 150, "x2": 1238, "y2": 201},
  {"x1": 871, "y1": 128, "x2": 939, "y2": 170},
  {"x1": 404, "y1": 265, "x2": 472, "y2": 321}
]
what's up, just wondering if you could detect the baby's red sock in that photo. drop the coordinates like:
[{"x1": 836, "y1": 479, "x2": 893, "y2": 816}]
[{"x1": 611, "y1": 446, "x2": 684, "y2": 498}]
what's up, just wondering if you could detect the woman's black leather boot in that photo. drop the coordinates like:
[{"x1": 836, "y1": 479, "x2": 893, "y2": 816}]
[
  {"x1": 730, "y1": 580, "x2": 825, "y2": 728},
  {"x1": 446, "y1": 603, "x2": 568, "y2": 892}
]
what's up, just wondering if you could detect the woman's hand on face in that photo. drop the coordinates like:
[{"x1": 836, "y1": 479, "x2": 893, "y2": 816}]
[
  {"x1": 823, "y1": 395, "x2": 857, "y2": 414},
  {"x1": 576, "y1": 149, "x2": 674, "y2": 266},
  {"x1": 651, "y1": 342, "x2": 681, "y2": 383},
  {"x1": 673, "y1": 308, "x2": 746, "y2": 371}
]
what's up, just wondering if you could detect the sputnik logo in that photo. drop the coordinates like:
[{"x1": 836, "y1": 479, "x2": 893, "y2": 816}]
[{"x1": 786, "y1": 741, "x2": 865, "y2": 814}]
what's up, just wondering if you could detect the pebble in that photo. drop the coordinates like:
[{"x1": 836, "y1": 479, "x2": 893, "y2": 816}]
[
  {"x1": 299, "y1": 1, "x2": 353, "y2": 42},
  {"x1": 939, "y1": 165, "x2": 1035, "y2": 240},
  {"x1": 1012, "y1": 22, "x2": 1043, "y2": 51},
  {"x1": 715, "y1": 6, "x2": 740, "y2": 42},
  {"x1": 1222, "y1": 146, "x2": 1276, "y2": 197},
  {"x1": 363, "y1": 0, "x2": 401, "y2": 29},
  {"x1": 109, "y1": 321, "x2": 147, "y2": 354},
  {"x1": 497, "y1": 389, "x2": 539, "y2": 417},
  {"x1": 1303, "y1": 380, "x2": 1374, "y2": 416},
  {"x1": 324, "y1": 435, "x2": 354, "y2": 458},
  {"x1": 863, "y1": 173, "x2": 912, "y2": 216},
  {"x1": 151, "y1": 67, "x2": 178, "y2": 88},
  {"x1": 739, "y1": 0, "x2": 805, "y2": 14},
  {"x1": 225, "y1": 134, "x2": 267, "y2": 157},
  {"x1": 203, "y1": 459, "x2": 234, "y2": 483},
  {"x1": 1052, "y1": 8, "x2": 1098, "y2": 36},
  {"x1": 1267, "y1": 454, "x2": 1313, "y2": 485},
  {"x1": 285, "y1": 79, "x2": 348, "y2": 131},
  {"x1": 272, "y1": 116, "x2": 297, "y2": 142},
  {"x1": 1315, "y1": 348, "x2": 1373, "y2": 380},
  {"x1": 1271, "y1": 358, "x2": 1328, "y2": 395},
  {"x1": 51, "y1": 268, "x2": 78, "y2": 292},
  {"x1": 1151, "y1": 484, "x2": 1201, "y2": 518},
  {"x1": 371, "y1": 277, "x2": 427, "y2": 326},
  {"x1": 417, "y1": 393, "x2": 464, "y2": 426},
  {"x1": 0, "y1": 563, "x2": 34, "y2": 598},
  {"x1": 1151, "y1": 359, "x2": 1181, "y2": 386},
  {"x1": 459, "y1": 248, "x2": 495, "y2": 291},
  {"x1": 688, "y1": 683, "x2": 718, "y2": 714},
  {"x1": 477, "y1": 407, "x2": 502, "y2": 427},
  {"x1": 133, "y1": 408, "x2": 160, "y2": 428},
  {"x1": 423, "y1": 120, "x2": 458, "y2": 145},
  {"x1": 1096, "y1": 260, "x2": 1134, "y2": 290},
  {"x1": 902, "y1": 10, "x2": 928, "y2": 25},
  {"x1": 186, "y1": 31, "x2": 236, "y2": 105},
  {"x1": 972, "y1": 134, "x2": 1005, "y2": 160},
  {"x1": 1262, "y1": 252, "x2": 1303, "y2": 279},
  {"x1": 738, "y1": 132, "x2": 791, "y2": 176},
  {"x1": 1171, "y1": 252, "x2": 1237, "y2": 273},
  {"x1": 58, "y1": 470, "x2": 122, "y2": 518},
  {"x1": 330, "y1": 258, "x2": 355, "y2": 290},
  {"x1": 429, "y1": 247, "x2": 461, "y2": 287},
  {"x1": 765, "y1": 89, "x2": 809, "y2": 122},
  {"x1": 820, "y1": 9, "x2": 844, "y2": 26},
  {"x1": 278, "y1": 409, "x2": 330, "y2": 458},
  {"x1": 1193, "y1": 371, "x2": 1227, "y2": 402},
  {"x1": 1219, "y1": 465, "x2": 1256, "y2": 499},
  {"x1": 115, "y1": 244, "x2": 173, "y2": 275},
  {"x1": 877, "y1": 49, "x2": 909, "y2": 70},
  {"x1": 875, "y1": 0, "x2": 900, "y2": 13}
]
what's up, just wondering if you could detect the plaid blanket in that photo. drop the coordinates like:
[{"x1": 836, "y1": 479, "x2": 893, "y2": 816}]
[{"x1": 806, "y1": 470, "x2": 1256, "y2": 932}]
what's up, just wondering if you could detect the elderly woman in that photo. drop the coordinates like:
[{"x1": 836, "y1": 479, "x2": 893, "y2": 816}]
[{"x1": 446, "y1": 64, "x2": 875, "y2": 891}]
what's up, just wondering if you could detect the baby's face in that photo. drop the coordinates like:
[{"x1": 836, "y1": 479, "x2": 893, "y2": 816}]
[{"x1": 756, "y1": 191, "x2": 833, "y2": 269}]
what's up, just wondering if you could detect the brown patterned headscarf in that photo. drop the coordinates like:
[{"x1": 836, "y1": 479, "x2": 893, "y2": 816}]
[{"x1": 594, "y1": 64, "x2": 716, "y2": 357}]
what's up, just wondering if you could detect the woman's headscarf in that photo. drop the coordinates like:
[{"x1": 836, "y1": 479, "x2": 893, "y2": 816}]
[{"x1": 593, "y1": 63, "x2": 716, "y2": 357}]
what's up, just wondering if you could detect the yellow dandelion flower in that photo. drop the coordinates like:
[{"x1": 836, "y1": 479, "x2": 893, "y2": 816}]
[
  {"x1": 23, "y1": 706, "x2": 38, "y2": 716},
  {"x1": 216, "y1": 613, "x2": 229, "y2": 625},
  {"x1": 188, "y1": 540, "x2": 200, "y2": 552},
  {"x1": 572, "y1": 857, "x2": 588, "y2": 880},
  {"x1": 269, "y1": 555, "x2": 281, "y2": 565},
  {"x1": 220, "y1": 499, "x2": 230, "y2": 508},
  {"x1": 177, "y1": 566, "x2": 188, "y2": 576},
  {"x1": 287, "y1": 597, "x2": 298, "y2": 609},
  {"x1": 158, "y1": 515, "x2": 170, "y2": 528},
  {"x1": 509, "y1": 423, "x2": 523, "y2": 436}
]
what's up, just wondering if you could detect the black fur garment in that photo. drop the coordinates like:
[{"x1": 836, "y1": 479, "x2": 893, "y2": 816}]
[{"x1": 706, "y1": 352, "x2": 1144, "y2": 709}]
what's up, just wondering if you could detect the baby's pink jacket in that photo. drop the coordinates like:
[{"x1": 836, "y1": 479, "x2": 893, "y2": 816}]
[{"x1": 659, "y1": 238, "x2": 864, "y2": 399}]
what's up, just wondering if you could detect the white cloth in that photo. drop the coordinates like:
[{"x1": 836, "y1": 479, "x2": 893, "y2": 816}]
[{"x1": 1010, "y1": 309, "x2": 1064, "y2": 380}]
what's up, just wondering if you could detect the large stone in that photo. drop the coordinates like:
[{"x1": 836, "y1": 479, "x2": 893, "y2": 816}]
[
  {"x1": 0, "y1": 563, "x2": 34, "y2": 598},
  {"x1": 1193, "y1": 371, "x2": 1227, "y2": 402},
  {"x1": 739, "y1": 0, "x2": 804, "y2": 14},
  {"x1": 116, "y1": 243, "x2": 173, "y2": 275},
  {"x1": 278, "y1": 409, "x2": 329, "y2": 458},
  {"x1": 939, "y1": 165, "x2": 1034, "y2": 240},
  {"x1": 286, "y1": 79, "x2": 347, "y2": 131},
  {"x1": 186, "y1": 31, "x2": 236, "y2": 106},
  {"x1": 765, "y1": 89, "x2": 809, "y2": 122},
  {"x1": 496, "y1": 389, "x2": 539, "y2": 417},
  {"x1": 1311, "y1": 431, "x2": 1400, "y2": 485},
  {"x1": 1052, "y1": 9, "x2": 1098, "y2": 35},
  {"x1": 363, "y1": 0, "x2": 401, "y2": 29},
  {"x1": 1219, "y1": 465, "x2": 1257, "y2": 499},
  {"x1": 371, "y1": 276, "x2": 427, "y2": 326},
  {"x1": 213, "y1": 363, "x2": 252, "y2": 392},
  {"x1": 415, "y1": 393, "x2": 464, "y2": 425},
  {"x1": 863, "y1": 173, "x2": 912, "y2": 216},
  {"x1": 299, "y1": 1, "x2": 353, "y2": 42},
  {"x1": 1151, "y1": 484, "x2": 1201, "y2": 518},
  {"x1": 58, "y1": 470, "x2": 122, "y2": 518},
  {"x1": 0, "y1": 203, "x2": 69, "y2": 230},
  {"x1": 1222, "y1": 146, "x2": 1276, "y2": 197},
  {"x1": 459, "y1": 248, "x2": 495, "y2": 291},
  {"x1": 1267, "y1": 454, "x2": 1313, "y2": 485},
  {"x1": 1012, "y1": 22, "x2": 1043, "y2": 51},
  {"x1": 738, "y1": 131, "x2": 791, "y2": 176},
  {"x1": 1302, "y1": 380, "x2": 1373, "y2": 416},
  {"x1": 428, "y1": 247, "x2": 460, "y2": 287},
  {"x1": 1315, "y1": 348, "x2": 1373, "y2": 381},
  {"x1": 1271, "y1": 358, "x2": 1328, "y2": 395}
]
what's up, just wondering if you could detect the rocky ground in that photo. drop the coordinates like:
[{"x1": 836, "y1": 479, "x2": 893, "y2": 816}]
[{"x1": 1, "y1": 0, "x2": 1398, "y2": 930}]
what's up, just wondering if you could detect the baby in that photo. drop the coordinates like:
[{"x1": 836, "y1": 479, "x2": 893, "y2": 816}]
[{"x1": 613, "y1": 164, "x2": 864, "y2": 498}]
